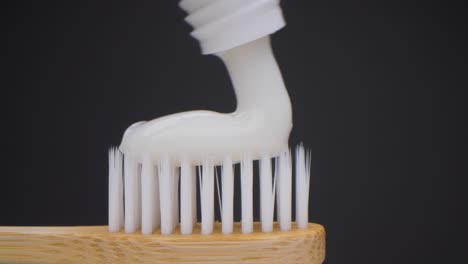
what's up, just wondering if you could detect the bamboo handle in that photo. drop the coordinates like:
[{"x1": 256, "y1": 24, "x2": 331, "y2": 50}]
[{"x1": 0, "y1": 222, "x2": 325, "y2": 264}]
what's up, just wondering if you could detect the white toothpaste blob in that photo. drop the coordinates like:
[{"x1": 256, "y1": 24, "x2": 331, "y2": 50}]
[{"x1": 119, "y1": 0, "x2": 292, "y2": 165}]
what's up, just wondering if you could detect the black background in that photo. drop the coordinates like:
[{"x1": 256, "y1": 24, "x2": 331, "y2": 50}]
[{"x1": 3, "y1": 1, "x2": 468, "y2": 263}]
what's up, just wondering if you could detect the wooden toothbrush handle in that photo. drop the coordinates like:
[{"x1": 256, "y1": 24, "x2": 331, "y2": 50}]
[{"x1": 0, "y1": 222, "x2": 325, "y2": 264}]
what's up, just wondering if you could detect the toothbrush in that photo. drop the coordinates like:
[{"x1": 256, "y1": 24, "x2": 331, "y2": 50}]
[{"x1": 0, "y1": 0, "x2": 325, "y2": 263}]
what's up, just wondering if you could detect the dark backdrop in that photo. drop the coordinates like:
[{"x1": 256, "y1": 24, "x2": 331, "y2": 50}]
[{"x1": 3, "y1": 1, "x2": 467, "y2": 263}]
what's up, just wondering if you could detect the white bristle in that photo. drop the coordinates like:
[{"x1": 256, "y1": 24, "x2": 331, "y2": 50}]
[
  {"x1": 117, "y1": 150, "x2": 124, "y2": 229},
  {"x1": 260, "y1": 154, "x2": 274, "y2": 232},
  {"x1": 108, "y1": 148, "x2": 123, "y2": 232},
  {"x1": 123, "y1": 155, "x2": 140, "y2": 233},
  {"x1": 141, "y1": 156, "x2": 160, "y2": 235},
  {"x1": 191, "y1": 166, "x2": 197, "y2": 225},
  {"x1": 158, "y1": 157, "x2": 176, "y2": 235},
  {"x1": 180, "y1": 159, "x2": 194, "y2": 234},
  {"x1": 240, "y1": 153, "x2": 253, "y2": 234},
  {"x1": 296, "y1": 144, "x2": 311, "y2": 229},
  {"x1": 109, "y1": 145, "x2": 312, "y2": 235},
  {"x1": 200, "y1": 159, "x2": 215, "y2": 235},
  {"x1": 172, "y1": 166, "x2": 180, "y2": 229},
  {"x1": 215, "y1": 167, "x2": 222, "y2": 219},
  {"x1": 277, "y1": 149, "x2": 292, "y2": 231},
  {"x1": 222, "y1": 156, "x2": 234, "y2": 234}
]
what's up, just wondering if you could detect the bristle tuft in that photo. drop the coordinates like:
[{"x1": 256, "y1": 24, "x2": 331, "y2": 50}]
[
  {"x1": 240, "y1": 152, "x2": 253, "y2": 233},
  {"x1": 180, "y1": 158, "x2": 194, "y2": 235},
  {"x1": 260, "y1": 153, "x2": 274, "y2": 232},
  {"x1": 296, "y1": 144, "x2": 312, "y2": 229},
  {"x1": 141, "y1": 156, "x2": 159, "y2": 235},
  {"x1": 277, "y1": 149, "x2": 292, "y2": 231},
  {"x1": 200, "y1": 159, "x2": 214, "y2": 235},
  {"x1": 108, "y1": 147, "x2": 124, "y2": 232},
  {"x1": 123, "y1": 155, "x2": 141, "y2": 233},
  {"x1": 222, "y1": 156, "x2": 234, "y2": 234},
  {"x1": 158, "y1": 157, "x2": 175, "y2": 235}
]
